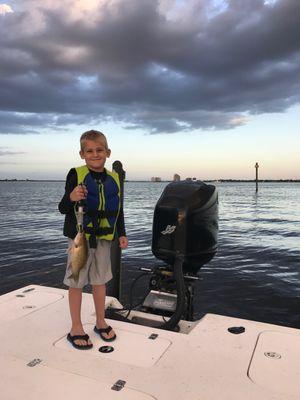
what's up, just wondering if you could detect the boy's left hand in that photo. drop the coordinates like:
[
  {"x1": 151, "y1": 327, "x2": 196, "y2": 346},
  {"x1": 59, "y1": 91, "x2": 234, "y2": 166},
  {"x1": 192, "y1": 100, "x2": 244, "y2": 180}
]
[{"x1": 119, "y1": 236, "x2": 128, "y2": 249}]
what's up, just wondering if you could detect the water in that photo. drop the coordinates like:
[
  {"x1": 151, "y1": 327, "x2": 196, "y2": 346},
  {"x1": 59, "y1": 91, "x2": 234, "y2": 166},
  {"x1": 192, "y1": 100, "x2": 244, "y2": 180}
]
[{"x1": 0, "y1": 181, "x2": 299, "y2": 328}]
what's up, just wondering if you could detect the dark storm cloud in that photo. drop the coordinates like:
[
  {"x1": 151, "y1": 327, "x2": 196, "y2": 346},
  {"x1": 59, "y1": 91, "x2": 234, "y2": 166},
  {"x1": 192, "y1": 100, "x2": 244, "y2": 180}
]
[{"x1": 0, "y1": 0, "x2": 300, "y2": 134}]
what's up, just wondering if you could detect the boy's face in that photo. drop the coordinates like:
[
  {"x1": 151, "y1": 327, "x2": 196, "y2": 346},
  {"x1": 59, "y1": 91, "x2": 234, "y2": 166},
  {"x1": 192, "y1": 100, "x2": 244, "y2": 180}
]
[{"x1": 80, "y1": 138, "x2": 111, "y2": 172}]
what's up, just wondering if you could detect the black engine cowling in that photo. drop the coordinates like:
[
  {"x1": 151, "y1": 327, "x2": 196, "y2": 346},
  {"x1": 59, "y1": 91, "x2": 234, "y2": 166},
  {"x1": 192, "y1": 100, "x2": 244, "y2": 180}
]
[{"x1": 152, "y1": 181, "x2": 218, "y2": 274}]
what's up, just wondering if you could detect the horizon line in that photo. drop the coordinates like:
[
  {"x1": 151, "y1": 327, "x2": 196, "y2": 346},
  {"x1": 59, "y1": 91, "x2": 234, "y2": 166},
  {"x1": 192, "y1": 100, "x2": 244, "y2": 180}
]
[{"x1": 1, "y1": 178, "x2": 300, "y2": 183}]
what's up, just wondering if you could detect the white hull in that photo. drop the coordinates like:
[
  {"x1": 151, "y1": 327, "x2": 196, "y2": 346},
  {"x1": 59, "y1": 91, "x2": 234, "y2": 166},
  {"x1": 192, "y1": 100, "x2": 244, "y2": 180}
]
[{"x1": 0, "y1": 285, "x2": 299, "y2": 400}]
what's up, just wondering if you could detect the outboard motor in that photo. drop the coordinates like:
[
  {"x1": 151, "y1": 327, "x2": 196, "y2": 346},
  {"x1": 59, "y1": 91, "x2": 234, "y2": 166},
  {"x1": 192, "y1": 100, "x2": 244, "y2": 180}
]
[
  {"x1": 152, "y1": 181, "x2": 218, "y2": 273},
  {"x1": 143, "y1": 181, "x2": 218, "y2": 330},
  {"x1": 107, "y1": 180, "x2": 218, "y2": 332}
]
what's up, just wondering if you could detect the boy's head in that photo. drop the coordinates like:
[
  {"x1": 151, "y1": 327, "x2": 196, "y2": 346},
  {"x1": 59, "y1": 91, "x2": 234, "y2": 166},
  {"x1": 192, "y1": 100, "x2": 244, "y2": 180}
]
[
  {"x1": 80, "y1": 130, "x2": 109, "y2": 151},
  {"x1": 79, "y1": 129, "x2": 111, "y2": 172}
]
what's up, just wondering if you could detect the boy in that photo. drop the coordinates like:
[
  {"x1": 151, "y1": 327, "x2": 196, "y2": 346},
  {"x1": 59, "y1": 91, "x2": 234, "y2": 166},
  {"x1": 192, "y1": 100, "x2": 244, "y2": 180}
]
[{"x1": 58, "y1": 130, "x2": 128, "y2": 349}]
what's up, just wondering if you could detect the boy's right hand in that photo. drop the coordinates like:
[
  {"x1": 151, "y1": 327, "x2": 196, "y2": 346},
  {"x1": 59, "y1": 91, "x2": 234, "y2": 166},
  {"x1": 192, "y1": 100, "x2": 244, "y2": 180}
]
[{"x1": 70, "y1": 185, "x2": 87, "y2": 202}]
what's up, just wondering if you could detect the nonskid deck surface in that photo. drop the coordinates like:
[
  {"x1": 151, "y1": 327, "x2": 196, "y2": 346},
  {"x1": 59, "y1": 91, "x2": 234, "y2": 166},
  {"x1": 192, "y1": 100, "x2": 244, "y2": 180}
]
[{"x1": 0, "y1": 285, "x2": 299, "y2": 400}]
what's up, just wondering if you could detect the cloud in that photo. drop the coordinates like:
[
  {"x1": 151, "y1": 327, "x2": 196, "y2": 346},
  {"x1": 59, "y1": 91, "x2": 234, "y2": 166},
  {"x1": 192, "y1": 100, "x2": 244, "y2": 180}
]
[
  {"x1": 0, "y1": 4, "x2": 13, "y2": 15},
  {"x1": 0, "y1": 0, "x2": 300, "y2": 134},
  {"x1": 0, "y1": 147, "x2": 25, "y2": 156}
]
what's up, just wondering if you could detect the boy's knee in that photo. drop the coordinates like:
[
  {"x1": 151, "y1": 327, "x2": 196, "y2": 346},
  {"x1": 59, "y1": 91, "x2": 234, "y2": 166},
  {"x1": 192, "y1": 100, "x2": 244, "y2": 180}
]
[{"x1": 69, "y1": 287, "x2": 83, "y2": 293}]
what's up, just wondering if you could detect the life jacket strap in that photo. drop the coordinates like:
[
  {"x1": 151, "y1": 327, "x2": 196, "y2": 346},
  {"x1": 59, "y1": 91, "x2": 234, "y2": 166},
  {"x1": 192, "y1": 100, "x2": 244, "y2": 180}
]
[
  {"x1": 85, "y1": 210, "x2": 119, "y2": 218},
  {"x1": 89, "y1": 235, "x2": 97, "y2": 249},
  {"x1": 85, "y1": 227, "x2": 115, "y2": 236},
  {"x1": 86, "y1": 226, "x2": 115, "y2": 248}
]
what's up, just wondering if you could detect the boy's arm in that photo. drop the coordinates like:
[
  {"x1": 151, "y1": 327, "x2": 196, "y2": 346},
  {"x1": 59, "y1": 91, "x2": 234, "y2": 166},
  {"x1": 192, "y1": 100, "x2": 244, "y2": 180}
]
[
  {"x1": 116, "y1": 207, "x2": 128, "y2": 249},
  {"x1": 58, "y1": 169, "x2": 77, "y2": 215},
  {"x1": 116, "y1": 207, "x2": 126, "y2": 237}
]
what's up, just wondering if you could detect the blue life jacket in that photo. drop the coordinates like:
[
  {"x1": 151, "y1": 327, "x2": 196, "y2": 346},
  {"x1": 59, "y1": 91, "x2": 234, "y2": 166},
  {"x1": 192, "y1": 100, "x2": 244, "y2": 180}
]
[{"x1": 75, "y1": 165, "x2": 120, "y2": 247}]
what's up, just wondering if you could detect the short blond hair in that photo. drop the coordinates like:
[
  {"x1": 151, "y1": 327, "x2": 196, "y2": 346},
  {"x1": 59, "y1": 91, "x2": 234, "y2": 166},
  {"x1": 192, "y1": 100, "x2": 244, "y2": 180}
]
[{"x1": 80, "y1": 130, "x2": 109, "y2": 151}]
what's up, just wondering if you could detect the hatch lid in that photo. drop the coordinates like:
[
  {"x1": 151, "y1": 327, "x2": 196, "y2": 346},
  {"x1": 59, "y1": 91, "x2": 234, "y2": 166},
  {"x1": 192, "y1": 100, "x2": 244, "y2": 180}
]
[
  {"x1": 55, "y1": 323, "x2": 172, "y2": 368},
  {"x1": 248, "y1": 330, "x2": 300, "y2": 397},
  {"x1": 0, "y1": 289, "x2": 63, "y2": 323},
  {"x1": 1, "y1": 355, "x2": 155, "y2": 400}
]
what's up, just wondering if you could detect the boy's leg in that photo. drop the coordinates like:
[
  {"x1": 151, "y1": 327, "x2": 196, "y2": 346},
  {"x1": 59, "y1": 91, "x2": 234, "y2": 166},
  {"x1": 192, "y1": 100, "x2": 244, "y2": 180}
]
[
  {"x1": 69, "y1": 287, "x2": 92, "y2": 346},
  {"x1": 92, "y1": 284, "x2": 116, "y2": 340}
]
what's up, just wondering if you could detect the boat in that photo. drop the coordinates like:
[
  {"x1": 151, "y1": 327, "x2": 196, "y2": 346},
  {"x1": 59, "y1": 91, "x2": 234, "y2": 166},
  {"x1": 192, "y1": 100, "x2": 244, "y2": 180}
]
[
  {"x1": 1, "y1": 180, "x2": 299, "y2": 399},
  {"x1": 0, "y1": 284, "x2": 299, "y2": 399}
]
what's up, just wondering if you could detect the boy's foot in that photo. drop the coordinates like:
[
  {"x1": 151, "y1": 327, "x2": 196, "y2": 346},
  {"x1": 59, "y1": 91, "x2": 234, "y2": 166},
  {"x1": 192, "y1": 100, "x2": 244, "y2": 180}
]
[
  {"x1": 67, "y1": 333, "x2": 93, "y2": 350},
  {"x1": 94, "y1": 325, "x2": 116, "y2": 341}
]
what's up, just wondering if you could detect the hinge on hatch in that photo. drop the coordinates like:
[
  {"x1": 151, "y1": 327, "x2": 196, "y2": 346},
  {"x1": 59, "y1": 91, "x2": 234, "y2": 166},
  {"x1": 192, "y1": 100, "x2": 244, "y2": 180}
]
[{"x1": 27, "y1": 358, "x2": 42, "y2": 367}]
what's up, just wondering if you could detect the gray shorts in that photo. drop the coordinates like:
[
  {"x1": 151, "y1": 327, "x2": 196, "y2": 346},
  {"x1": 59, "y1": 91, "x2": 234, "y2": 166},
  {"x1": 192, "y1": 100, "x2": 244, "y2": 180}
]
[{"x1": 63, "y1": 238, "x2": 113, "y2": 288}]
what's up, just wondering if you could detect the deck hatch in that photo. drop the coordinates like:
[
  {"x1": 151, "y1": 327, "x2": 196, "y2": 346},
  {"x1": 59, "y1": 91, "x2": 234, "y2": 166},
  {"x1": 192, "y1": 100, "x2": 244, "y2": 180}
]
[
  {"x1": 55, "y1": 323, "x2": 172, "y2": 367},
  {"x1": 248, "y1": 331, "x2": 300, "y2": 397},
  {"x1": 0, "y1": 291, "x2": 64, "y2": 323}
]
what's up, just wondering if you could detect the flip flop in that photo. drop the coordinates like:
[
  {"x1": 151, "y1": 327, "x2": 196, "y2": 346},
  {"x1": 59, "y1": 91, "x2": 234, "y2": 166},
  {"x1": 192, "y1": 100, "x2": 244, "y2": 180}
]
[
  {"x1": 94, "y1": 325, "x2": 116, "y2": 342},
  {"x1": 67, "y1": 333, "x2": 93, "y2": 350}
]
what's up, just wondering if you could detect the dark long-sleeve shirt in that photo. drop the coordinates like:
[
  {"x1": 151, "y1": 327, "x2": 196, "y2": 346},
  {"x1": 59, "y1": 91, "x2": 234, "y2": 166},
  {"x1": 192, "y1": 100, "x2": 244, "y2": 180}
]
[{"x1": 58, "y1": 168, "x2": 126, "y2": 239}]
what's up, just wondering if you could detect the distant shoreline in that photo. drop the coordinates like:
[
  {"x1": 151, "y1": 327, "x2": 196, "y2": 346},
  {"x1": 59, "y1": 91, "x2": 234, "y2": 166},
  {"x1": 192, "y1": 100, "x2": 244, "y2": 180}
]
[{"x1": 1, "y1": 179, "x2": 299, "y2": 183}]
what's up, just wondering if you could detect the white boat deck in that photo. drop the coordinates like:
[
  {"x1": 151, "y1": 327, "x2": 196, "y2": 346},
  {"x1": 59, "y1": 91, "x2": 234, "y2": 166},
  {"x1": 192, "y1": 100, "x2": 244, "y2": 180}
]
[{"x1": 0, "y1": 285, "x2": 299, "y2": 400}]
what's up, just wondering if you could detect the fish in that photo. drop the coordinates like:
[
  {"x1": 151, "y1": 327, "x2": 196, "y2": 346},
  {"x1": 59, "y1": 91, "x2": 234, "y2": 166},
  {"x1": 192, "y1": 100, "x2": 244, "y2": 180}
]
[
  {"x1": 69, "y1": 230, "x2": 88, "y2": 282},
  {"x1": 69, "y1": 199, "x2": 88, "y2": 282}
]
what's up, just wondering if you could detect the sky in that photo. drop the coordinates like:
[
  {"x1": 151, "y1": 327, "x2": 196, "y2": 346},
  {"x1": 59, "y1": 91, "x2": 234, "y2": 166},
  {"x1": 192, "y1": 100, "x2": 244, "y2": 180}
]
[{"x1": 0, "y1": 0, "x2": 299, "y2": 180}]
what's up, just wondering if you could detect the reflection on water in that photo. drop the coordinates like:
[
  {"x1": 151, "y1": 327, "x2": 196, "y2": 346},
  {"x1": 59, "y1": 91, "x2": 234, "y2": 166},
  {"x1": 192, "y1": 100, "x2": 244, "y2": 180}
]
[{"x1": 0, "y1": 181, "x2": 299, "y2": 328}]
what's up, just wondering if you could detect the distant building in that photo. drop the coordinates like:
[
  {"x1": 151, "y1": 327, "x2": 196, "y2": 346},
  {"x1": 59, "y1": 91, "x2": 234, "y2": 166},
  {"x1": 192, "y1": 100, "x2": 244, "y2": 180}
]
[
  {"x1": 151, "y1": 177, "x2": 161, "y2": 182},
  {"x1": 173, "y1": 174, "x2": 180, "y2": 182},
  {"x1": 185, "y1": 177, "x2": 192, "y2": 182}
]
